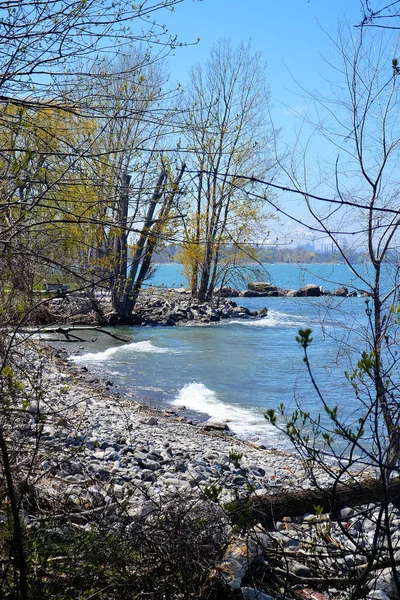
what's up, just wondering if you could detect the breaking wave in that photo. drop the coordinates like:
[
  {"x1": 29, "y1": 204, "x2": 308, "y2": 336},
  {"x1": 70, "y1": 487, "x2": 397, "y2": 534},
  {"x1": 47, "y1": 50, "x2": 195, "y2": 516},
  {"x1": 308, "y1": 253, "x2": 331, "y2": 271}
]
[
  {"x1": 72, "y1": 340, "x2": 173, "y2": 363},
  {"x1": 172, "y1": 382, "x2": 285, "y2": 447}
]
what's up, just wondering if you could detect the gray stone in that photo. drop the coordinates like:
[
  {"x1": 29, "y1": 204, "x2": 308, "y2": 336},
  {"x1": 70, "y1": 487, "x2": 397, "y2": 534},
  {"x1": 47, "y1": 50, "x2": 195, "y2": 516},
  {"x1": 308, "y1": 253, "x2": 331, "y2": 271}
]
[
  {"x1": 291, "y1": 561, "x2": 311, "y2": 577},
  {"x1": 95, "y1": 468, "x2": 111, "y2": 481},
  {"x1": 239, "y1": 289, "x2": 262, "y2": 297},
  {"x1": 285, "y1": 538, "x2": 300, "y2": 549},
  {"x1": 141, "y1": 469, "x2": 156, "y2": 482},
  {"x1": 138, "y1": 459, "x2": 160, "y2": 471},
  {"x1": 214, "y1": 286, "x2": 240, "y2": 297},
  {"x1": 113, "y1": 484, "x2": 125, "y2": 499},
  {"x1": 241, "y1": 587, "x2": 274, "y2": 600},
  {"x1": 340, "y1": 507, "x2": 355, "y2": 519},
  {"x1": 373, "y1": 568, "x2": 398, "y2": 598},
  {"x1": 248, "y1": 282, "x2": 278, "y2": 293},
  {"x1": 104, "y1": 450, "x2": 120, "y2": 461},
  {"x1": 344, "y1": 554, "x2": 355, "y2": 568},
  {"x1": 333, "y1": 286, "x2": 349, "y2": 296},
  {"x1": 200, "y1": 421, "x2": 230, "y2": 432},
  {"x1": 164, "y1": 477, "x2": 189, "y2": 488},
  {"x1": 294, "y1": 284, "x2": 321, "y2": 297},
  {"x1": 367, "y1": 591, "x2": 391, "y2": 600},
  {"x1": 232, "y1": 475, "x2": 246, "y2": 485}
]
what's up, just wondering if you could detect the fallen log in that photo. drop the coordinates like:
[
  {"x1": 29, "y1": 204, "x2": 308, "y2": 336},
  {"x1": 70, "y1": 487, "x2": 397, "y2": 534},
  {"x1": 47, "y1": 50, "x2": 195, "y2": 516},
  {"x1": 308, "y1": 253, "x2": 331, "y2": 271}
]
[
  {"x1": 21, "y1": 326, "x2": 129, "y2": 342},
  {"x1": 232, "y1": 477, "x2": 400, "y2": 528}
]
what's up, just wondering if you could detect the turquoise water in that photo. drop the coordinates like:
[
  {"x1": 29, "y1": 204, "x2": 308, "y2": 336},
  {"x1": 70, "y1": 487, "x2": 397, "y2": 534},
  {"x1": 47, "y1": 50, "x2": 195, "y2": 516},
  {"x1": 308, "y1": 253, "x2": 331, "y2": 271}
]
[
  {"x1": 145, "y1": 262, "x2": 375, "y2": 293},
  {"x1": 71, "y1": 263, "x2": 391, "y2": 451}
]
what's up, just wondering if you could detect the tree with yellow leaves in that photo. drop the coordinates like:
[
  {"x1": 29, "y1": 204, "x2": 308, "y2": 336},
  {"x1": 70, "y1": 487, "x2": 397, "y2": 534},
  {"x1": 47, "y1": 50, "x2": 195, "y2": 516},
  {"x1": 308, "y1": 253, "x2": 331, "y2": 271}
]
[{"x1": 179, "y1": 39, "x2": 277, "y2": 301}]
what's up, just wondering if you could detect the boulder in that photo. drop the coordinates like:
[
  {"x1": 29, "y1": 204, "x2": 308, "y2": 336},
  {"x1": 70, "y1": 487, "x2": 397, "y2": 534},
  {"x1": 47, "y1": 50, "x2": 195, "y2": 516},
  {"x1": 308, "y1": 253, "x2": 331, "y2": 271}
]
[
  {"x1": 248, "y1": 282, "x2": 278, "y2": 293},
  {"x1": 333, "y1": 286, "x2": 348, "y2": 297},
  {"x1": 239, "y1": 289, "x2": 262, "y2": 297},
  {"x1": 200, "y1": 421, "x2": 230, "y2": 432},
  {"x1": 214, "y1": 286, "x2": 240, "y2": 297},
  {"x1": 232, "y1": 306, "x2": 251, "y2": 316},
  {"x1": 294, "y1": 284, "x2": 321, "y2": 297}
]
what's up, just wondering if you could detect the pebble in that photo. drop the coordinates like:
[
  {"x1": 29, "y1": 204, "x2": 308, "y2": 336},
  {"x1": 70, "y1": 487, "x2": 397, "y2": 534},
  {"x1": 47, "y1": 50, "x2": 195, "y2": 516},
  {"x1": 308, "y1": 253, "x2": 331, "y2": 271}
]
[
  {"x1": 367, "y1": 592, "x2": 391, "y2": 600},
  {"x1": 241, "y1": 588, "x2": 274, "y2": 600},
  {"x1": 291, "y1": 561, "x2": 311, "y2": 577},
  {"x1": 35, "y1": 356, "x2": 311, "y2": 506},
  {"x1": 340, "y1": 506, "x2": 355, "y2": 519}
]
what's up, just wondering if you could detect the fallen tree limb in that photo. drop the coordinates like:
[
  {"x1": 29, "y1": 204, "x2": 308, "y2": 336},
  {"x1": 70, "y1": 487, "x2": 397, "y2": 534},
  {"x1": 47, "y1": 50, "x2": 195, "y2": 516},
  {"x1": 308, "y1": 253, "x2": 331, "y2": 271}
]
[
  {"x1": 40, "y1": 338, "x2": 80, "y2": 343},
  {"x1": 234, "y1": 477, "x2": 400, "y2": 527},
  {"x1": 21, "y1": 326, "x2": 129, "y2": 342}
]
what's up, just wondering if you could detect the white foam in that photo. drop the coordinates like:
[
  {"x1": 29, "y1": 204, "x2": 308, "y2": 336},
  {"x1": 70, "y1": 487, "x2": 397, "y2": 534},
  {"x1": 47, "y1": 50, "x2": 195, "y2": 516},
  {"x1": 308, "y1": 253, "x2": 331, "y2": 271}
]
[
  {"x1": 72, "y1": 340, "x2": 172, "y2": 363},
  {"x1": 172, "y1": 382, "x2": 284, "y2": 446},
  {"x1": 229, "y1": 310, "x2": 306, "y2": 328}
]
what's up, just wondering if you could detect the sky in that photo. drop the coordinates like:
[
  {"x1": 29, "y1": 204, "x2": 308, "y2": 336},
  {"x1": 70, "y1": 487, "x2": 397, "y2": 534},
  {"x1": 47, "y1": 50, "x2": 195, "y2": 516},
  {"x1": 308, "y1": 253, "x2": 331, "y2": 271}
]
[
  {"x1": 158, "y1": 0, "x2": 379, "y2": 247},
  {"x1": 162, "y1": 0, "x2": 363, "y2": 99}
]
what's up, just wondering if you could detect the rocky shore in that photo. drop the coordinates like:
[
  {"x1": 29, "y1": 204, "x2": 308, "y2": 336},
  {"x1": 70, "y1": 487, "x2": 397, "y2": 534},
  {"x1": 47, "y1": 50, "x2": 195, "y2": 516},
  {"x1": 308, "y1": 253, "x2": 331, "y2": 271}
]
[
  {"x1": 32, "y1": 345, "x2": 310, "y2": 510},
  {"x1": 11, "y1": 343, "x2": 400, "y2": 599},
  {"x1": 31, "y1": 287, "x2": 269, "y2": 326},
  {"x1": 31, "y1": 278, "x2": 363, "y2": 328}
]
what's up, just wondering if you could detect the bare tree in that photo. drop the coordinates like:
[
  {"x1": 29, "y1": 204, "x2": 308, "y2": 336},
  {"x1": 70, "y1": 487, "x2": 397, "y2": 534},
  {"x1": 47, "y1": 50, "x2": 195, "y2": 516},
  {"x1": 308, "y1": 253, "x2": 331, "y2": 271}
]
[
  {"x1": 69, "y1": 48, "x2": 187, "y2": 318},
  {"x1": 178, "y1": 39, "x2": 276, "y2": 301},
  {"x1": 361, "y1": 0, "x2": 400, "y2": 28}
]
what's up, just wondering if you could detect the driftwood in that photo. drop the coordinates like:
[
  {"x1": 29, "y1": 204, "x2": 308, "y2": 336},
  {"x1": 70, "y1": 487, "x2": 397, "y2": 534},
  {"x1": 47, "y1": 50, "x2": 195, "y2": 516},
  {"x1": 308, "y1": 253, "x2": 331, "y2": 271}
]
[
  {"x1": 208, "y1": 478, "x2": 400, "y2": 597},
  {"x1": 208, "y1": 526, "x2": 269, "y2": 596},
  {"x1": 22, "y1": 326, "x2": 129, "y2": 343},
  {"x1": 242, "y1": 477, "x2": 400, "y2": 527}
]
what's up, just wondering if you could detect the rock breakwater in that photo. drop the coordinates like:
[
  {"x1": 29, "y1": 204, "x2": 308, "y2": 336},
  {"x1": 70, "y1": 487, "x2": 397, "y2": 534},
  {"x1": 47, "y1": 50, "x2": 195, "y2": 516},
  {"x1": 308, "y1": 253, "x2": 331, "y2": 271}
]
[
  {"x1": 30, "y1": 288, "x2": 269, "y2": 327},
  {"x1": 222, "y1": 281, "x2": 364, "y2": 298}
]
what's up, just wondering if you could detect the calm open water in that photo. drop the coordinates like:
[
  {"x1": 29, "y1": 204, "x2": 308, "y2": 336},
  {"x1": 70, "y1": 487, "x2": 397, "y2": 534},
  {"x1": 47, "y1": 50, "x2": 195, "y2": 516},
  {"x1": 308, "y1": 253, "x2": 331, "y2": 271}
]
[{"x1": 71, "y1": 263, "x2": 388, "y2": 451}]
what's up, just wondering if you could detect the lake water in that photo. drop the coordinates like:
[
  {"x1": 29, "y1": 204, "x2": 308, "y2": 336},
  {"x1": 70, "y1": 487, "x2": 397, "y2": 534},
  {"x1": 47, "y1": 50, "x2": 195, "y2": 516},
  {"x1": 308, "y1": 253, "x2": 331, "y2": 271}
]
[{"x1": 71, "y1": 262, "x2": 383, "y2": 452}]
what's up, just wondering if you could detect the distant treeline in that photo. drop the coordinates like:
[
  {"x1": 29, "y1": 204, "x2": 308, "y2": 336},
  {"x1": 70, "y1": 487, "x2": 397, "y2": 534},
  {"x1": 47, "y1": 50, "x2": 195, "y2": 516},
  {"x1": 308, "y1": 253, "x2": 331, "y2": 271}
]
[{"x1": 152, "y1": 245, "x2": 369, "y2": 265}]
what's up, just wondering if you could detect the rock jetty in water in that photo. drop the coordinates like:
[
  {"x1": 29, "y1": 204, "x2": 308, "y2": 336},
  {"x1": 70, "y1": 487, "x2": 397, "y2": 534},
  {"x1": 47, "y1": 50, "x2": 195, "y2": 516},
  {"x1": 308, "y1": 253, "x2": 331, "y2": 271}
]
[
  {"x1": 33, "y1": 288, "x2": 269, "y2": 327},
  {"x1": 223, "y1": 281, "x2": 362, "y2": 298},
  {"x1": 29, "y1": 280, "x2": 365, "y2": 328}
]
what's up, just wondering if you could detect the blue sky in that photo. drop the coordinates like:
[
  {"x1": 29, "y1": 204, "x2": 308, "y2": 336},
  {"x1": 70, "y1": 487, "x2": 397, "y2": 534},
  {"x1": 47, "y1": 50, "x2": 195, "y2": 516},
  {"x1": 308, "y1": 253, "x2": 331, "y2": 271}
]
[
  {"x1": 159, "y1": 0, "x2": 368, "y2": 246},
  {"x1": 163, "y1": 0, "x2": 363, "y2": 126}
]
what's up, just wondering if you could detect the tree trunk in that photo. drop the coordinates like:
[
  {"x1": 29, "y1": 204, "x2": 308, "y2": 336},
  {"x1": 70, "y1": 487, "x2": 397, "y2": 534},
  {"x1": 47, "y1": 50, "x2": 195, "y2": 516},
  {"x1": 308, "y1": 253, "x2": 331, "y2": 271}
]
[
  {"x1": 0, "y1": 428, "x2": 28, "y2": 599},
  {"x1": 231, "y1": 477, "x2": 400, "y2": 528},
  {"x1": 119, "y1": 163, "x2": 186, "y2": 319},
  {"x1": 198, "y1": 242, "x2": 213, "y2": 302},
  {"x1": 111, "y1": 172, "x2": 131, "y2": 313}
]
